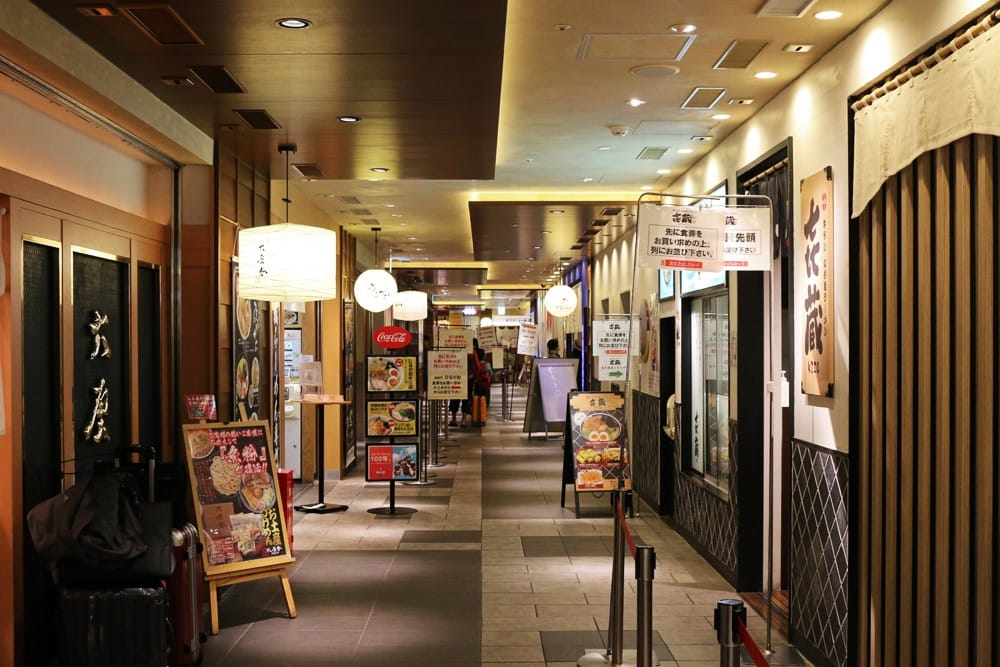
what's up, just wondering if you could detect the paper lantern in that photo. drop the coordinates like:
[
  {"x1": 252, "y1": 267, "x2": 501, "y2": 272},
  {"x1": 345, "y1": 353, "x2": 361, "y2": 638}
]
[
  {"x1": 392, "y1": 290, "x2": 428, "y2": 321},
  {"x1": 354, "y1": 268, "x2": 398, "y2": 312},
  {"x1": 479, "y1": 317, "x2": 493, "y2": 327},
  {"x1": 543, "y1": 284, "x2": 577, "y2": 317},
  {"x1": 238, "y1": 223, "x2": 337, "y2": 302}
]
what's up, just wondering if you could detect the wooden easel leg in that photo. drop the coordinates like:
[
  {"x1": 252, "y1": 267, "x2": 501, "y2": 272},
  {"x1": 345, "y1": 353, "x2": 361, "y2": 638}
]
[
  {"x1": 280, "y1": 569, "x2": 297, "y2": 618},
  {"x1": 209, "y1": 580, "x2": 220, "y2": 635}
]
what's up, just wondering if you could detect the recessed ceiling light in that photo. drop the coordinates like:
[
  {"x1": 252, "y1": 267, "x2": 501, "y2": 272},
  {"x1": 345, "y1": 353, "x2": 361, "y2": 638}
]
[
  {"x1": 581, "y1": 177, "x2": 595, "y2": 183},
  {"x1": 398, "y1": 222, "x2": 407, "y2": 226},
  {"x1": 541, "y1": 230, "x2": 552, "y2": 235},
  {"x1": 598, "y1": 146, "x2": 614, "y2": 151},
  {"x1": 656, "y1": 168, "x2": 671, "y2": 175},
  {"x1": 276, "y1": 17, "x2": 311, "y2": 29},
  {"x1": 407, "y1": 237, "x2": 417, "y2": 241},
  {"x1": 815, "y1": 10, "x2": 843, "y2": 20},
  {"x1": 678, "y1": 148, "x2": 693, "y2": 154},
  {"x1": 555, "y1": 24, "x2": 571, "y2": 31},
  {"x1": 549, "y1": 209, "x2": 565, "y2": 214},
  {"x1": 640, "y1": 185, "x2": 654, "y2": 191},
  {"x1": 712, "y1": 113, "x2": 731, "y2": 120},
  {"x1": 627, "y1": 98, "x2": 646, "y2": 107},
  {"x1": 370, "y1": 167, "x2": 390, "y2": 173},
  {"x1": 755, "y1": 71, "x2": 777, "y2": 79},
  {"x1": 670, "y1": 24, "x2": 697, "y2": 33},
  {"x1": 391, "y1": 213, "x2": 403, "y2": 217},
  {"x1": 630, "y1": 64, "x2": 681, "y2": 77},
  {"x1": 385, "y1": 203, "x2": 395, "y2": 208},
  {"x1": 338, "y1": 115, "x2": 361, "y2": 122}
]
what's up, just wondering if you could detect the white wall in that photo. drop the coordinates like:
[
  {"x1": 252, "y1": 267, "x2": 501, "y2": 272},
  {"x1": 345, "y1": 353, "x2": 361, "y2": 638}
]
[{"x1": 667, "y1": 0, "x2": 993, "y2": 453}]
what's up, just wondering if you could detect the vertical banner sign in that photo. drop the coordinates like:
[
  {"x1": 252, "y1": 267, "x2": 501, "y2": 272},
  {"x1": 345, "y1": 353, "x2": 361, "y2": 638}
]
[
  {"x1": 233, "y1": 262, "x2": 262, "y2": 421},
  {"x1": 477, "y1": 325, "x2": 498, "y2": 348},
  {"x1": 800, "y1": 168, "x2": 834, "y2": 396},
  {"x1": 342, "y1": 300, "x2": 357, "y2": 468},
  {"x1": 567, "y1": 392, "x2": 631, "y2": 492},
  {"x1": 722, "y1": 206, "x2": 772, "y2": 271},
  {"x1": 516, "y1": 322, "x2": 538, "y2": 356},
  {"x1": 638, "y1": 203, "x2": 725, "y2": 272},
  {"x1": 428, "y1": 350, "x2": 467, "y2": 399}
]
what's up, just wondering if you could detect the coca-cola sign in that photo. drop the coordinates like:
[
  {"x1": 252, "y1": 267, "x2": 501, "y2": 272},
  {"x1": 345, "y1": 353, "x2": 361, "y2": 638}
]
[{"x1": 374, "y1": 326, "x2": 412, "y2": 350}]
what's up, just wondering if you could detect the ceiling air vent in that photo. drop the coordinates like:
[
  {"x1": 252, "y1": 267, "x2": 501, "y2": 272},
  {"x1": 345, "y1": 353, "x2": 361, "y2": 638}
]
[
  {"x1": 360, "y1": 218, "x2": 379, "y2": 225},
  {"x1": 188, "y1": 66, "x2": 246, "y2": 94},
  {"x1": 119, "y1": 3, "x2": 204, "y2": 46},
  {"x1": 337, "y1": 195, "x2": 361, "y2": 204},
  {"x1": 681, "y1": 88, "x2": 726, "y2": 109},
  {"x1": 351, "y1": 208, "x2": 373, "y2": 216},
  {"x1": 714, "y1": 41, "x2": 770, "y2": 69},
  {"x1": 601, "y1": 207, "x2": 624, "y2": 216},
  {"x1": 592, "y1": 220, "x2": 610, "y2": 227},
  {"x1": 292, "y1": 163, "x2": 325, "y2": 179},
  {"x1": 571, "y1": 244, "x2": 585, "y2": 250},
  {"x1": 76, "y1": 5, "x2": 117, "y2": 17},
  {"x1": 233, "y1": 109, "x2": 280, "y2": 130},
  {"x1": 636, "y1": 147, "x2": 669, "y2": 160},
  {"x1": 756, "y1": 0, "x2": 818, "y2": 18}
]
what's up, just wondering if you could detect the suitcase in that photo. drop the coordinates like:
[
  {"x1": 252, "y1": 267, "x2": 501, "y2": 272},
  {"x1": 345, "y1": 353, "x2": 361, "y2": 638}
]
[
  {"x1": 167, "y1": 523, "x2": 207, "y2": 665},
  {"x1": 471, "y1": 395, "x2": 487, "y2": 426},
  {"x1": 58, "y1": 586, "x2": 169, "y2": 667}
]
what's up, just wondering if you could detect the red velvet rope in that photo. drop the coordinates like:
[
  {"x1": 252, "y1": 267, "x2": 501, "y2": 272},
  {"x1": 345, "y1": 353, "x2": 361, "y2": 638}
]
[
  {"x1": 614, "y1": 496, "x2": 637, "y2": 558},
  {"x1": 737, "y1": 617, "x2": 770, "y2": 667}
]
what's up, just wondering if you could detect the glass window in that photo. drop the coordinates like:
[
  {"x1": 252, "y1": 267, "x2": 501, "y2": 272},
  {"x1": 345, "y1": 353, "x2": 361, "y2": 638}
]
[{"x1": 688, "y1": 292, "x2": 730, "y2": 493}]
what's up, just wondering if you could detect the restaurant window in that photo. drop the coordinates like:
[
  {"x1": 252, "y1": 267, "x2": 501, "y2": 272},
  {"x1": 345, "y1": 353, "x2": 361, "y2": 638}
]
[{"x1": 683, "y1": 288, "x2": 730, "y2": 495}]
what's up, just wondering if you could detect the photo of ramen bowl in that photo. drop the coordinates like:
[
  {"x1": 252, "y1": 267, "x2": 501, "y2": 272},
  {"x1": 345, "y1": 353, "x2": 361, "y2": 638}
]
[
  {"x1": 236, "y1": 357, "x2": 250, "y2": 399},
  {"x1": 390, "y1": 402, "x2": 416, "y2": 422},
  {"x1": 240, "y1": 472, "x2": 276, "y2": 513},
  {"x1": 368, "y1": 416, "x2": 394, "y2": 436},
  {"x1": 188, "y1": 429, "x2": 214, "y2": 459},
  {"x1": 237, "y1": 298, "x2": 252, "y2": 340},
  {"x1": 581, "y1": 413, "x2": 621, "y2": 442}
]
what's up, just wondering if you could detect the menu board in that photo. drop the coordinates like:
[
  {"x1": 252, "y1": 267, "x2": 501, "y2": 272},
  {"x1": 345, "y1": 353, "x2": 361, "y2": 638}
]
[
  {"x1": 427, "y1": 350, "x2": 467, "y2": 400},
  {"x1": 567, "y1": 392, "x2": 631, "y2": 492},
  {"x1": 516, "y1": 322, "x2": 538, "y2": 356},
  {"x1": 233, "y1": 263, "x2": 262, "y2": 421},
  {"x1": 366, "y1": 399, "x2": 418, "y2": 437},
  {"x1": 366, "y1": 443, "x2": 418, "y2": 482},
  {"x1": 437, "y1": 327, "x2": 473, "y2": 350},
  {"x1": 366, "y1": 356, "x2": 417, "y2": 392},
  {"x1": 182, "y1": 421, "x2": 293, "y2": 576}
]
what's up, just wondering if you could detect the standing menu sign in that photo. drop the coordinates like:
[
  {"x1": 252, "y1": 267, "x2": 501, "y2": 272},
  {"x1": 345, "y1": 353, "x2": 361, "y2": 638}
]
[
  {"x1": 182, "y1": 421, "x2": 293, "y2": 575},
  {"x1": 567, "y1": 392, "x2": 631, "y2": 492},
  {"x1": 366, "y1": 443, "x2": 418, "y2": 482}
]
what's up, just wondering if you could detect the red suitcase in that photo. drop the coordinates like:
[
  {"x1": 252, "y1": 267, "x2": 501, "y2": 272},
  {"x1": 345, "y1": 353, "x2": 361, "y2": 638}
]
[{"x1": 168, "y1": 523, "x2": 207, "y2": 665}]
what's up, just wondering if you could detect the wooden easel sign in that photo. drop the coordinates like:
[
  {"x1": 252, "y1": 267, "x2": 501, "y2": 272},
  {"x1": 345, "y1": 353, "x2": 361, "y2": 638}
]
[{"x1": 182, "y1": 421, "x2": 296, "y2": 633}]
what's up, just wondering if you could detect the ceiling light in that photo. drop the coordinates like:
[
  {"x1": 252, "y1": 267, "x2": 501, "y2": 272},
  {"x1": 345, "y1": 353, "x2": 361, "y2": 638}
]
[
  {"x1": 627, "y1": 98, "x2": 646, "y2": 107},
  {"x1": 678, "y1": 148, "x2": 693, "y2": 154},
  {"x1": 730, "y1": 98, "x2": 755, "y2": 105},
  {"x1": 630, "y1": 64, "x2": 681, "y2": 77},
  {"x1": 598, "y1": 146, "x2": 614, "y2": 151},
  {"x1": 353, "y1": 228, "x2": 397, "y2": 312},
  {"x1": 276, "y1": 17, "x2": 311, "y2": 29},
  {"x1": 370, "y1": 167, "x2": 390, "y2": 173},
  {"x1": 755, "y1": 71, "x2": 777, "y2": 79},
  {"x1": 581, "y1": 177, "x2": 595, "y2": 183},
  {"x1": 392, "y1": 290, "x2": 428, "y2": 321},
  {"x1": 533, "y1": 245, "x2": 542, "y2": 250},
  {"x1": 549, "y1": 209, "x2": 565, "y2": 214},
  {"x1": 544, "y1": 285, "x2": 578, "y2": 317},
  {"x1": 541, "y1": 230, "x2": 552, "y2": 235},
  {"x1": 385, "y1": 203, "x2": 395, "y2": 208},
  {"x1": 814, "y1": 10, "x2": 843, "y2": 20},
  {"x1": 656, "y1": 168, "x2": 671, "y2": 175},
  {"x1": 670, "y1": 23, "x2": 697, "y2": 33},
  {"x1": 712, "y1": 113, "x2": 731, "y2": 120},
  {"x1": 407, "y1": 237, "x2": 417, "y2": 241},
  {"x1": 640, "y1": 186, "x2": 654, "y2": 191},
  {"x1": 338, "y1": 115, "x2": 361, "y2": 122}
]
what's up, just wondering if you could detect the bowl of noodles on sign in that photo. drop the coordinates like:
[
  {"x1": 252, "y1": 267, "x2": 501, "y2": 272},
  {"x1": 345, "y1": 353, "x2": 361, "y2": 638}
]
[
  {"x1": 582, "y1": 414, "x2": 621, "y2": 443},
  {"x1": 240, "y1": 472, "x2": 276, "y2": 513}
]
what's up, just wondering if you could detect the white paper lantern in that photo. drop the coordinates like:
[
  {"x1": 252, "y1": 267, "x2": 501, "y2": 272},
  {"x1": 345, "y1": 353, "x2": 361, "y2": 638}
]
[
  {"x1": 238, "y1": 223, "x2": 337, "y2": 302},
  {"x1": 354, "y1": 268, "x2": 398, "y2": 312},
  {"x1": 479, "y1": 317, "x2": 493, "y2": 327},
  {"x1": 543, "y1": 284, "x2": 577, "y2": 317},
  {"x1": 392, "y1": 290, "x2": 428, "y2": 321}
]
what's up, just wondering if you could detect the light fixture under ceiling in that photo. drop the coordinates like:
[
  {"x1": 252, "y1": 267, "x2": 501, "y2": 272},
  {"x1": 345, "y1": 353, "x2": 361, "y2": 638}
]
[
  {"x1": 275, "y1": 17, "x2": 311, "y2": 29},
  {"x1": 238, "y1": 143, "x2": 337, "y2": 302},
  {"x1": 669, "y1": 24, "x2": 697, "y2": 33},
  {"x1": 338, "y1": 115, "x2": 361, "y2": 122},
  {"x1": 544, "y1": 284, "x2": 578, "y2": 317},
  {"x1": 353, "y1": 228, "x2": 398, "y2": 312},
  {"x1": 814, "y1": 10, "x2": 843, "y2": 20}
]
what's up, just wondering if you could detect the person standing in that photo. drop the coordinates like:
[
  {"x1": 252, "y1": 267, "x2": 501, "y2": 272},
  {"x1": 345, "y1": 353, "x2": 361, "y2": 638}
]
[{"x1": 546, "y1": 338, "x2": 560, "y2": 358}]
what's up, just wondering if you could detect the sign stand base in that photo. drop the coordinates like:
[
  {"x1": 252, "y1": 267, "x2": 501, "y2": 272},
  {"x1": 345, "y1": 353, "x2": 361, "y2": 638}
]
[
  {"x1": 294, "y1": 502, "x2": 348, "y2": 514},
  {"x1": 367, "y1": 479, "x2": 418, "y2": 515},
  {"x1": 207, "y1": 564, "x2": 296, "y2": 635}
]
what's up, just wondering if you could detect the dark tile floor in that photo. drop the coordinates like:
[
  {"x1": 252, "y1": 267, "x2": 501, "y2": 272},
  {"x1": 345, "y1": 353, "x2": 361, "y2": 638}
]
[{"x1": 201, "y1": 390, "x2": 805, "y2": 666}]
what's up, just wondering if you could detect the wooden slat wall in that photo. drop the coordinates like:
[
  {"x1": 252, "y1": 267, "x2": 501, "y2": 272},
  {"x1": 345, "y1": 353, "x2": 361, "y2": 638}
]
[{"x1": 856, "y1": 134, "x2": 997, "y2": 666}]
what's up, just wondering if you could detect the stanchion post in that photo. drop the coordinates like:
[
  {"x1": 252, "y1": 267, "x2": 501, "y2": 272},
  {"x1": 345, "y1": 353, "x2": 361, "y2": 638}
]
[
  {"x1": 714, "y1": 599, "x2": 746, "y2": 667},
  {"x1": 635, "y1": 544, "x2": 655, "y2": 667},
  {"x1": 607, "y1": 490, "x2": 625, "y2": 664}
]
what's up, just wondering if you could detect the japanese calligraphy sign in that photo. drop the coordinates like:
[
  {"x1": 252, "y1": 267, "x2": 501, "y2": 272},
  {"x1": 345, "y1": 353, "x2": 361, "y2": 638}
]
[
  {"x1": 800, "y1": 168, "x2": 834, "y2": 396},
  {"x1": 182, "y1": 421, "x2": 293, "y2": 577},
  {"x1": 427, "y1": 350, "x2": 468, "y2": 399},
  {"x1": 567, "y1": 392, "x2": 631, "y2": 492},
  {"x1": 638, "y1": 202, "x2": 725, "y2": 272}
]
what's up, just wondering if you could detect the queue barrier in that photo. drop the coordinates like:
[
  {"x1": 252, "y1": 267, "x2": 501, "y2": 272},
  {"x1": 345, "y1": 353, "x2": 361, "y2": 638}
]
[
  {"x1": 713, "y1": 599, "x2": 772, "y2": 667},
  {"x1": 578, "y1": 489, "x2": 656, "y2": 667}
]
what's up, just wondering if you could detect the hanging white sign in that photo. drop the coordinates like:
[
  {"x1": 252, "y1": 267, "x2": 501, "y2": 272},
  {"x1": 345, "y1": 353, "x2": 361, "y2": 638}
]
[
  {"x1": 722, "y1": 206, "x2": 772, "y2": 272},
  {"x1": 638, "y1": 203, "x2": 725, "y2": 272},
  {"x1": 516, "y1": 322, "x2": 538, "y2": 356},
  {"x1": 597, "y1": 355, "x2": 628, "y2": 381}
]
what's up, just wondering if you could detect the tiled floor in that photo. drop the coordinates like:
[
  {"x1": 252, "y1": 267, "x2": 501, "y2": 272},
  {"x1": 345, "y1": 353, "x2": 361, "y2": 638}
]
[{"x1": 202, "y1": 389, "x2": 805, "y2": 666}]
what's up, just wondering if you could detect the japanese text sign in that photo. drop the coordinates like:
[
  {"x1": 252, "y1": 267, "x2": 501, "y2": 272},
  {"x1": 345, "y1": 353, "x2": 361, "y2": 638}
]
[{"x1": 427, "y1": 350, "x2": 468, "y2": 399}]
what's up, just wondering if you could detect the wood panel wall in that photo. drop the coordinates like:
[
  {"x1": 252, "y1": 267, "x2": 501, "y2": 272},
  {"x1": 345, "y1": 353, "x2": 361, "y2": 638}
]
[{"x1": 855, "y1": 134, "x2": 997, "y2": 667}]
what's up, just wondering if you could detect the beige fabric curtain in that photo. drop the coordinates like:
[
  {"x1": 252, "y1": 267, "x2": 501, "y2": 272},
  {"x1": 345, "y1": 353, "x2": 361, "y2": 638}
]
[{"x1": 852, "y1": 13, "x2": 1000, "y2": 216}]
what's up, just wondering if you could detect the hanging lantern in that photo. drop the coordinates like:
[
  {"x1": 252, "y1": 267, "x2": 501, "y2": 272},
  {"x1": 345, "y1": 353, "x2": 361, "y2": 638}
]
[
  {"x1": 392, "y1": 290, "x2": 428, "y2": 321},
  {"x1": 238, "y1": 223, "x2": 337, "y2": 302},
  {"x1": 354, "y1": 268, "x2": 398, "y2": 312},
  {"x1": 479, "y1": 316, "x2": 493, "y2": 327},
  {"x1": 543, "y1": 284, "x2": 577, "y2": 317},
  {"x1": 237, "y1": 143, "x2": 338, "y2": 303}
]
